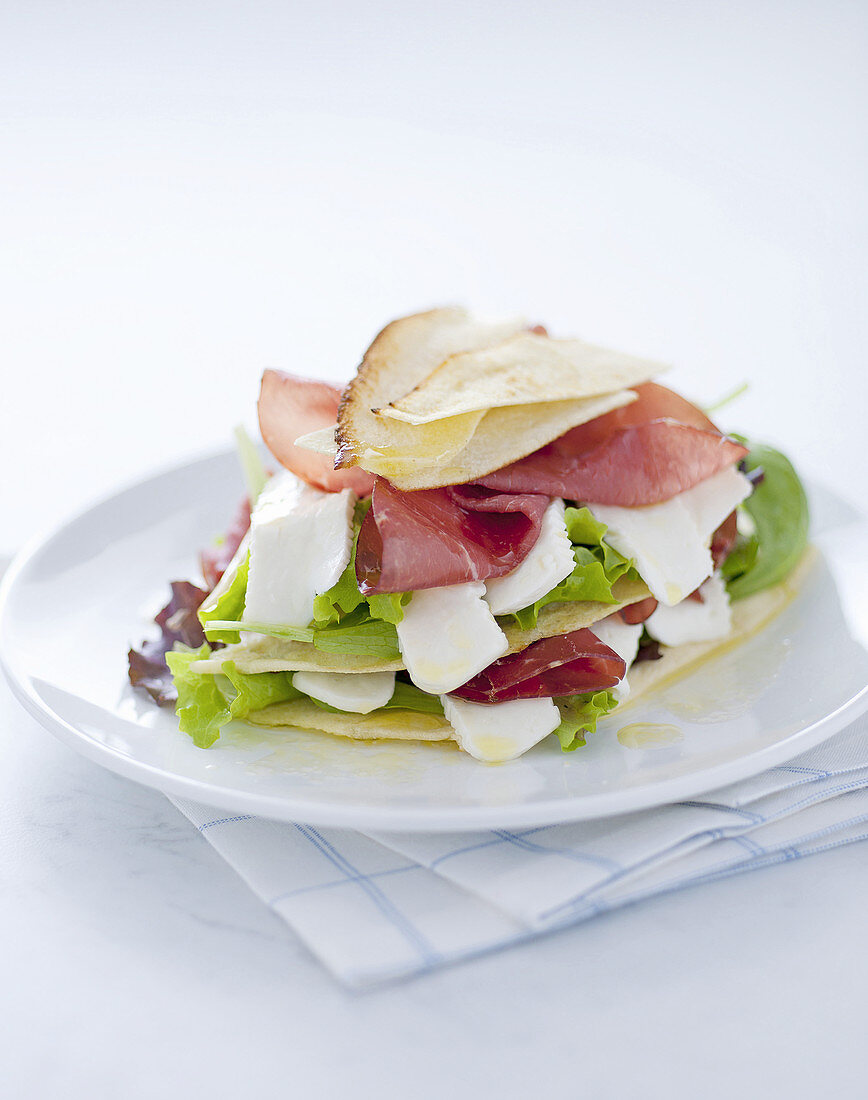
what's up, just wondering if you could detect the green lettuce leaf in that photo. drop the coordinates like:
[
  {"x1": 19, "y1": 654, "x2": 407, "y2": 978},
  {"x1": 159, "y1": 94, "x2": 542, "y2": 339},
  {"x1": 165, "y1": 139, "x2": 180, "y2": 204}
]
[
  {"x1": 724, "y1": 442, "x2": 809, "y2": 601},
  {"x1": 508, "y1": 507, "x2": 637, "y2": 630},
  {"x1": 203, "y1": 618, "x2": 315, "y2": 644},
  {"x1": 366, "y1": 591, "x2": 411, "y2": 624},
  {"x1": 311, "y1": 609, "x2": 402, "y2": 660},
  {"x1": 166, "y1": 646, "x2": 305, "y2": 746},
  {"x1": 222, "y1": 661, "x2": 301, "y2": 719},
  {"x1": 554, "y1": 690, "x2": 618, "y2": 751},
  {"x1": 165, "y1": 644, "x2": 231, "y2": 748},
  {"x1": 199, "y1": 551, "x2": 250, "y2": 644},
  {"x1": 387, "y1": 680, "x2": 446, "y2": 715}
]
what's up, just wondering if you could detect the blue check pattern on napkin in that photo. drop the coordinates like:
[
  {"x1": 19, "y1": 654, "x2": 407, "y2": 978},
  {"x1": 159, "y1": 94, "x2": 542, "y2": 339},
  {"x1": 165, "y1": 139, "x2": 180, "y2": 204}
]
[{"x1": 171, "y1": 714, "x2": 868, "y2": 988}]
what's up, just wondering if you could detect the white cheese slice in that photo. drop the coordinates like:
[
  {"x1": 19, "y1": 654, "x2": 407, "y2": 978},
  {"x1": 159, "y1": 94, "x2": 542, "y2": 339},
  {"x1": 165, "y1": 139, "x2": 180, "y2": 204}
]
[
  {"x1": 291, "y1": 670, "x2": 396, "y2": 714},
  {"x1": 646, "y1": 571, "x2": 732, "y2": 646},
  {"x1": 396, "y1": 582, "x2": 509, "y2": 694},
  {"x1": 589, "y1": 497, "x2": 710, "y2": 607},
  {"x1": 588, "y1": 615, "x2": 643, "y2": 700},
  {"x1": 484, "y1": 499, "x2": 575, "y2": 616},
  {"x1": 243, "y1": 471, "x2": 356, "y2": 628},
  {"x1": 588, "y1": 467, "x2": 753, "y2": 606},
  {"x1": 442, "y1": 695, "x2": 561, "y2": 762},
  {"x1": 676, "y1": 465, "x2": 754, "y2": 541}
]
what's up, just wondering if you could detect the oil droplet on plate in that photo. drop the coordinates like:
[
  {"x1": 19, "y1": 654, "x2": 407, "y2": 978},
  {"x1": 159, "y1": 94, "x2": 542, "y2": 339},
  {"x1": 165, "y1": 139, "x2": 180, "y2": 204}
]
[{"x1": 617, "y1": 722, "x2": 684, "y2": 750}]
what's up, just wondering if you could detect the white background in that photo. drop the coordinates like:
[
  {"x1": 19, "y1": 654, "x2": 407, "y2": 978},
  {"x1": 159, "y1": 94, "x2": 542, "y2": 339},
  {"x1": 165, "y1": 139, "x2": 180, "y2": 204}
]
[{"x1": 2, "y1": 2, "x2": 867, "y2": 1097}]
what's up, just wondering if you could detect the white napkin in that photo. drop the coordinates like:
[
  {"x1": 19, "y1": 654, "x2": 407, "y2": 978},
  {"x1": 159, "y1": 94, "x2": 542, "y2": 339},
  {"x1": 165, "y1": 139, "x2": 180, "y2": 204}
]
[{"x1": 170, "y1": 713, "x2": 868, "y2": 988}]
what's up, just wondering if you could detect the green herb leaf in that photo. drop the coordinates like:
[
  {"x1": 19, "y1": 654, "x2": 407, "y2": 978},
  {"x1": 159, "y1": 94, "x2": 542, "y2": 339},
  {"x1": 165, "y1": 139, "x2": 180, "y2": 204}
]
[
  {"x1": 367, "y1": 591, "x2": 411, "y2": 624},
  {"x1": 725, "y1": 442, "x2": 809, "y2": 601}
]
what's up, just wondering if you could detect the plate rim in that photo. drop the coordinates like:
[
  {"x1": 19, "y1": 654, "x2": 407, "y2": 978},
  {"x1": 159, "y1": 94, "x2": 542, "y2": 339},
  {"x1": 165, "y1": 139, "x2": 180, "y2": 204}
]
[{"x1": 2, "y1": 453, "x2": 868, "y2": 833}]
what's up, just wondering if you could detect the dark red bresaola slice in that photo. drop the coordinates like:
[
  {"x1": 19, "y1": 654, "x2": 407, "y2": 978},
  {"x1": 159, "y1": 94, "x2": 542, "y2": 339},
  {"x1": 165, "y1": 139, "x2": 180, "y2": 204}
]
[
  {"x1": 258, "y1": 369, "x2": 375, "y2": 495},
  {"x1": 619, "y1": 597, "x2": 659, "y2": 625},
  {"x1": 711, "y1": 510, "x2": 738, "y2": 569},
  {"x1": 451, "y1": 628, "x2": 625, "y2": 704},
  {"x1": 475, "y1": 383, "x2": 747, "y2": 506},
  {"x1": 681, "y1": 511, "x2": 740, "y2": 603},
  {"x1": 356, "y1": 478, "x2": 549, "y2": 595}
]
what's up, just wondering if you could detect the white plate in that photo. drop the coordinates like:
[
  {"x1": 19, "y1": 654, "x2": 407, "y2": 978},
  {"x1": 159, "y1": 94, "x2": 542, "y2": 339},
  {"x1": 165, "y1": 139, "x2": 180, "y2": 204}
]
[{"x1": 2, "y1": 449, "x2": 868, "y2": 832}]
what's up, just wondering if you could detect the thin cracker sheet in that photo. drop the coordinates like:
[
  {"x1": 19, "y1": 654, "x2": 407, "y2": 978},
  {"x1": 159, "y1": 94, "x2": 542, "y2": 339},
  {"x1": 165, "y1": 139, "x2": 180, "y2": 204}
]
[
  {"x1": 336, "y1": 308, "x2": 525, "y2": 469},
  {"x1": 379, "y1": 332, "x2": 667, "y2": 424},
  {"x1": 248, "y1": 699, "x2": 453, "y2": 742},
  {"x1": 366, "y1": 392, "x2": 637, "y2": 491},
  {"x1": 335, "y1": 308, "x2": 641, "y2": 491}
]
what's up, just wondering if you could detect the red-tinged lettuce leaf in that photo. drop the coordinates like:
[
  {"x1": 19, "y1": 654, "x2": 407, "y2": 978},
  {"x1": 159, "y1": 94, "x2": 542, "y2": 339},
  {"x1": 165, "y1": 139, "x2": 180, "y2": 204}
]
[
  {"x1": 155, "y1": 581, "x2": 209, "y2": 648},
  {"x1": 633, "y1": 633, "x2": 664, "y2": 664},
  {"x1": 128, "y1": 646, "x2": 178, "y2": 706},
  {"x1": 201, "y1": 496, "x2": 252, "y2": 590},
  {"x1": 128, "y1": 581, "x2": 209, "y2": 706}
]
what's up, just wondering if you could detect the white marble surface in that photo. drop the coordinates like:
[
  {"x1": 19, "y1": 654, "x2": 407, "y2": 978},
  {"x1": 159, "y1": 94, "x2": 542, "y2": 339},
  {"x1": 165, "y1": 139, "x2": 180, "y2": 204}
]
[
  {"x1": 2, "y1": 2, "x2": 868, "y2": 1096},
  {"x1": 3, "y1": 675, "x2": 868, "y2": 1100}
]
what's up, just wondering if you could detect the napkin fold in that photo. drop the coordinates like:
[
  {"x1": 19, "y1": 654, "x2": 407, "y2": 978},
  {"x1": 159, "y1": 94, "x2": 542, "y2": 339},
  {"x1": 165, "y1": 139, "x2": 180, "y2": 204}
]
[{"x1": 170, "y1": 713, "x2": 868, "y2": 988}]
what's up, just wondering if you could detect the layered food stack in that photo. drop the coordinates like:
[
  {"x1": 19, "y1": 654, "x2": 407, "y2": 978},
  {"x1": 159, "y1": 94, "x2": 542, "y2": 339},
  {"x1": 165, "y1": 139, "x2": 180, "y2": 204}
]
[{"x1": 130, "y1": 308, "x2": 808, "y2": 762}]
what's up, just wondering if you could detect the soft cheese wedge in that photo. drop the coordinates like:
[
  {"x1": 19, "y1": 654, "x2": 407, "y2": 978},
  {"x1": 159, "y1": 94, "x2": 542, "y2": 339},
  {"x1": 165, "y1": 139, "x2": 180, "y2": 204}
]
[
  {"x1": 645, "y1": 572, "x2": 732, "y2": 646},
  {"x1": 484, "y1": 499, "x2": 576, "y2": 616},
  {"x1": 588, "y1": 467, "x2": 753, "y2": 606},
  {"x1": 442, "y1": 695, "x2": 562, "y2": 763},
  {"x1": 291, "y1": 670, "x2": 397, "y2": 714},
  {"x1": 395, "y1": 581, "x2": 509, "y2": 694},
  {"x1": 243, "y1": 472, "x2": 356, "y2": 628}
]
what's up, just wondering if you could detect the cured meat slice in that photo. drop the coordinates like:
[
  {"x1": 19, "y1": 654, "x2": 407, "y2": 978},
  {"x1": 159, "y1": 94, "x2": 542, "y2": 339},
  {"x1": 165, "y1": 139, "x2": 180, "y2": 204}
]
[
  {"x1": 258, "y1": 370, "x2": 375, "y2": 495},
  {"x1": 355, "y1": 478, "x2": 549, "y2": 595},
  {"x1": 619, "y1": 597, "x2": 659, "y2": 625},
  {"x1": 711, "y1": 510, "x2": 738, "y2": 568},
  {"x1": 476, "y1": 383, "x2": 747, "y2": 506},
  {"x1": 451, "y1": 627, "x2": 626, "y2": 703}
]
